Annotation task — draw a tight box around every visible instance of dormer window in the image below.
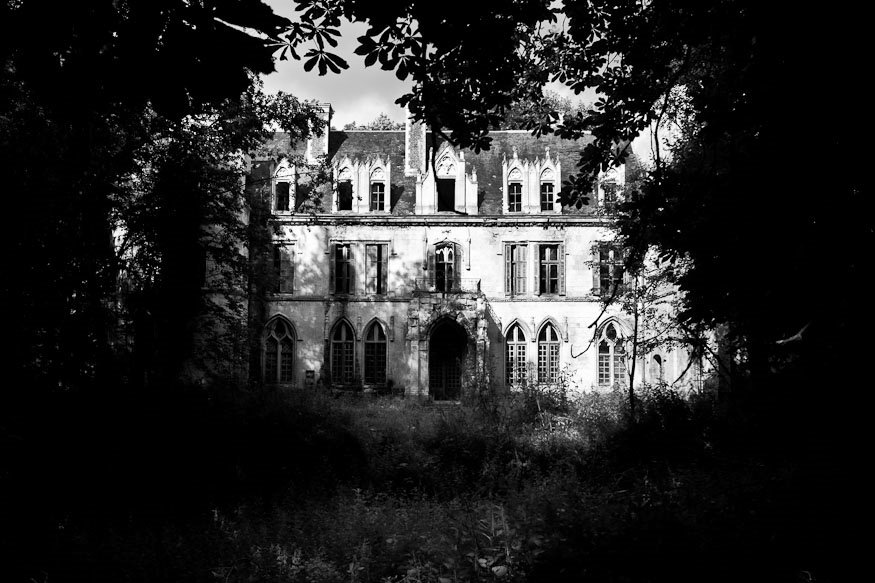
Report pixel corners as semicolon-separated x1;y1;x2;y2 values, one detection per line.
274;160;295;213
540;182;553;211
508;182;523;212
603;181;618;213
370;182;385;211
337;166;353;211
540;168;555;211
369;166;387;212
507;167;523;213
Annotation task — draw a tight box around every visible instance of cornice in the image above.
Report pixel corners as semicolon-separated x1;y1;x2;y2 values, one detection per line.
269;213;616;228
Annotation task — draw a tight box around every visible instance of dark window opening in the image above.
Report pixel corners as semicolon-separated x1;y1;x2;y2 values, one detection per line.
338;180;353;210
437;178;455;211
429;320;467;400
276;182;290;211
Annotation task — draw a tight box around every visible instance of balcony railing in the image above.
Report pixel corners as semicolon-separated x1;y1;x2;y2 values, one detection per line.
414;278;481;294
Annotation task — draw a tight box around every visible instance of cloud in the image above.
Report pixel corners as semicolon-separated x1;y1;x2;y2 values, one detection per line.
261;1;411;128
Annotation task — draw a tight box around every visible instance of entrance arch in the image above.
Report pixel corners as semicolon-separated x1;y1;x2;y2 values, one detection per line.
429;318;468;400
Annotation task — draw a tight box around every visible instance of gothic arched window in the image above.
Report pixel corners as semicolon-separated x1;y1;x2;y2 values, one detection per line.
506;324;527;387
264;319;295;384
538;323;560;383
331;321;355;385
598;323;627;386
364;322;387;385
435;243;456;292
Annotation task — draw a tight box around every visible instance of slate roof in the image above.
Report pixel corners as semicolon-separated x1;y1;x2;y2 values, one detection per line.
262;128;605;215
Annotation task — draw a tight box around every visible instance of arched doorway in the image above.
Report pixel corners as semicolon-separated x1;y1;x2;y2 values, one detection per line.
429;319;467;400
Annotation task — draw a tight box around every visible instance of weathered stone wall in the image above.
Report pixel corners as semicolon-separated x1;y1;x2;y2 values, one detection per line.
259;217;697;395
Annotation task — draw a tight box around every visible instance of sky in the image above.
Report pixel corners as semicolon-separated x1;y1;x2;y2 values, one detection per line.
258;0;622;156
261;1;412;128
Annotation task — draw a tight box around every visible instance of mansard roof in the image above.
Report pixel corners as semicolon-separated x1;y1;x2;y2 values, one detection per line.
258;125;627;216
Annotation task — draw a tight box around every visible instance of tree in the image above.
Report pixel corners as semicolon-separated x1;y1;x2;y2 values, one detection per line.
280;0;870;388
0;1;316;391
343;112;405;130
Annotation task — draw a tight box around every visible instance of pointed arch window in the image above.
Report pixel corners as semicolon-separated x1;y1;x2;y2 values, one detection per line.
506;324;527;387
435;243;456;292
537;323;560;383
364;322;387;385
331;321;355;385
598;323;627;386
264;319;295;384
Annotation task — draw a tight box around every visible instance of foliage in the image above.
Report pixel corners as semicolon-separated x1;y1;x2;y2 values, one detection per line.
343;112;405;130
5;384;851;582
280;0;870;386
0;1;326;391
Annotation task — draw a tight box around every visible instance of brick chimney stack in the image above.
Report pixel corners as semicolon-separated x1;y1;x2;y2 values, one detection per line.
306;103;332;164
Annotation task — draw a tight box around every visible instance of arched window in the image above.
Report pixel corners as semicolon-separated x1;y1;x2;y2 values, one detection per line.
264;319;295;384
598;323;627;386
364;322;387;385
650;354;664;384
331;321;355;385
435;243;455;292
506;324;527;387
537;323;560;383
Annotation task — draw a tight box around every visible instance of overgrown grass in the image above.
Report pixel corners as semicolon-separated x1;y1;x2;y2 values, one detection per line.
1;383;851;582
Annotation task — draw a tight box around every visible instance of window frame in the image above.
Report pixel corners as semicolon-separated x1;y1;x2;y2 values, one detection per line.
370;181;386;212
271;242;295;294
597;322;627;387
363;321;388;385
330;321;356;386
505;323;527;387
263;318;296;385
331;242;354;295
540;182;554;212
537;323;561;384
504;243;528;297
508;182;523;213
365;242;389;295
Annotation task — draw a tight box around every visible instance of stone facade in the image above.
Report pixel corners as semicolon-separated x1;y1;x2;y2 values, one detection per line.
247;105;697;399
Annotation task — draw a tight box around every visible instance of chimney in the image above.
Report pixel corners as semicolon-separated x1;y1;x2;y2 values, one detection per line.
306;103;332;164
404;110;426;177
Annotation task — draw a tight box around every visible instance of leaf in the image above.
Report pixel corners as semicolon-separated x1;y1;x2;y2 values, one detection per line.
492;565;509;577
303;55;319;72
